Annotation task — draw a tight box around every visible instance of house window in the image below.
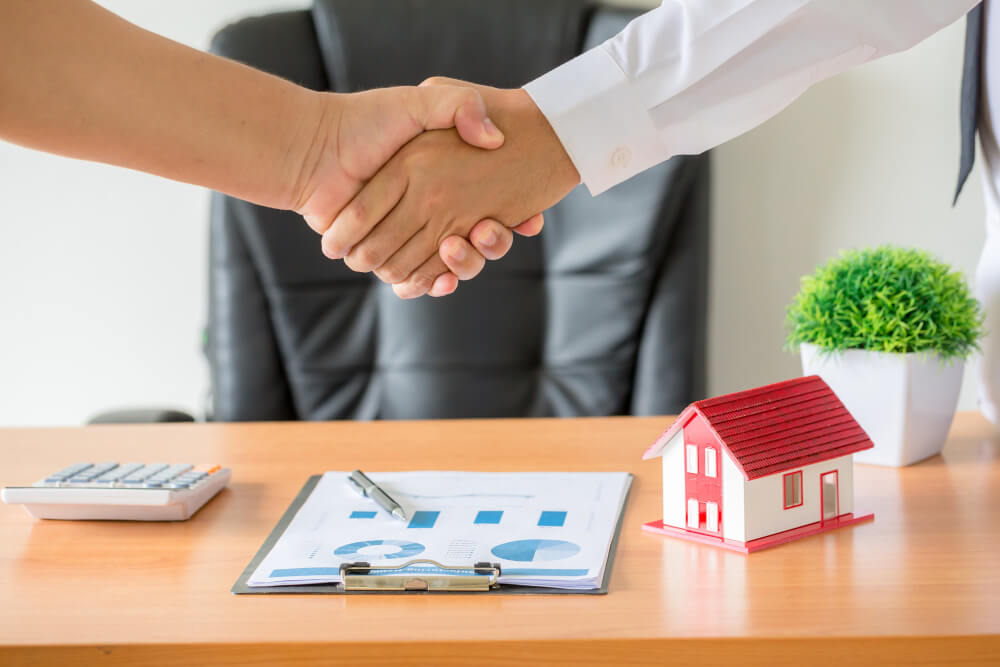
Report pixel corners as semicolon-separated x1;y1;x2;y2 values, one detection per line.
705;447;717;478
705;502;719;532
685;445;698;474
783;471;803;509
687;498;700;528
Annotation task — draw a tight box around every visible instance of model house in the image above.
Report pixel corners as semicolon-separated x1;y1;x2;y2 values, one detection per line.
642;375;874;553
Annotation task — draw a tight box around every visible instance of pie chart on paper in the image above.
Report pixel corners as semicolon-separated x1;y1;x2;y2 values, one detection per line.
490;539;581;562
333;539;425;560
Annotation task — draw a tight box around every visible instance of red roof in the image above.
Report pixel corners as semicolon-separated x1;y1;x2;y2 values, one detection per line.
642;376;874;479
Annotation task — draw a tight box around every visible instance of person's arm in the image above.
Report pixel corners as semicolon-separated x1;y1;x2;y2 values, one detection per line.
410;0;980;296
525;0;980;195
0;0;514;295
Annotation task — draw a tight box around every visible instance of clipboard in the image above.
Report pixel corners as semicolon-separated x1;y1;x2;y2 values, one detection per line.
232;474;631;595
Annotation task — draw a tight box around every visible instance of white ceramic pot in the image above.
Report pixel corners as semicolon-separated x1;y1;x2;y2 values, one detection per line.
799;343;964;467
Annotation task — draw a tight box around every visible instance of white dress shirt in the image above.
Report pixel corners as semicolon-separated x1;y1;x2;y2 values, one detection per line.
976;0;1000;423
526;0;1000;423
525;0;979;195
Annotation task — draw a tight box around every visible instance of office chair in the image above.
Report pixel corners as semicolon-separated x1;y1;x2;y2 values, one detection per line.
206;0;709;421
91;0;710;423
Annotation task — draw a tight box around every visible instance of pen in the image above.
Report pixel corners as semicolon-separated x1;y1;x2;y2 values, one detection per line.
347;470;408;521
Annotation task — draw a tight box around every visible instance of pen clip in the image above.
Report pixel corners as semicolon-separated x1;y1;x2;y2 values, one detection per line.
346;474;366;496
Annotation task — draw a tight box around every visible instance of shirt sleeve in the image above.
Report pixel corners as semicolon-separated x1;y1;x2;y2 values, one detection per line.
524;0;980;195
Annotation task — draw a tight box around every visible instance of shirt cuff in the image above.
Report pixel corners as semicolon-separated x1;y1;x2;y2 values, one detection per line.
524;45;669;196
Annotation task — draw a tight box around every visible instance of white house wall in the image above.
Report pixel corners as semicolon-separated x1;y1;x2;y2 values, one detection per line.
743;455;855;541
721;451;746;542
660;430;686;528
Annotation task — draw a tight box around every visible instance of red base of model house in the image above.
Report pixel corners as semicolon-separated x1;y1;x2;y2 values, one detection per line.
642;512;874;554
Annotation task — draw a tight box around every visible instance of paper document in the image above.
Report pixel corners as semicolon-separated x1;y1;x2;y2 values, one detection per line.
247;471;632;590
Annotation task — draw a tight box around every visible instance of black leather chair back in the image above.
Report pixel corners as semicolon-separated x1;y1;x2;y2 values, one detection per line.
207;0;709;421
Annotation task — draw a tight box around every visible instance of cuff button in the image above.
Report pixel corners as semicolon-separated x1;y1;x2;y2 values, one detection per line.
610;147;632;169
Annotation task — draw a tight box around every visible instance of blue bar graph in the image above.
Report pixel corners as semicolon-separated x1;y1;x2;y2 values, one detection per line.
474;511;503;524
271;567;340;577
538;511;567;527
349;510;377;519
408;510;440;529
503;568;588;576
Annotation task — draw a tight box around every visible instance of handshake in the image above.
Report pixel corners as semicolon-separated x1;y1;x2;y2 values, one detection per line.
284;78;581;298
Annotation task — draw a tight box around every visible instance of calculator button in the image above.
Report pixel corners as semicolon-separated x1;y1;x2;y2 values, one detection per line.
121;463;169;483
48;463;93;481
96;463;143;483
31;462;224;488
84;464;118;480
74;464;114;481
45;467;86;482
148;464;192;483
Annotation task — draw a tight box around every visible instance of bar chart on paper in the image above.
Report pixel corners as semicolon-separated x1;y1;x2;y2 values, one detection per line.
246;471;632;590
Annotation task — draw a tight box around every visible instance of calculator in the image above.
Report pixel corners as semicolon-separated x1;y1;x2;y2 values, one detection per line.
1;462;231;521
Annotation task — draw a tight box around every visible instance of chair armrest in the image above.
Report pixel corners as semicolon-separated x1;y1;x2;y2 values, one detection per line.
87;408;196;424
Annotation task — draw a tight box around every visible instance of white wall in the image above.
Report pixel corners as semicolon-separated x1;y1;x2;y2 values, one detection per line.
720;451;745;542
707;16;984;408
0;3;984;425
0;1;308;426
659;430;685;528
744;456;855;541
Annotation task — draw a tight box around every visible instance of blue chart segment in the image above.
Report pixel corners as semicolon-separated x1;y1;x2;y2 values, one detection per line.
349;510;377;519
408;511;440;529
271;567;340;577
474;510;503;524
491;539;581;562
538;511;567;527
334;539;425;560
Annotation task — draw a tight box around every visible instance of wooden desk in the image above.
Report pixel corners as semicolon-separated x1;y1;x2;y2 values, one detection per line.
1;415;998;665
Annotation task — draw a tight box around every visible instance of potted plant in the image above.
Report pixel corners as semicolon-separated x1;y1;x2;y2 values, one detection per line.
786;246;984;466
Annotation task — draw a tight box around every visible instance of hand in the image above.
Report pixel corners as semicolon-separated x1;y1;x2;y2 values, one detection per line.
421;79;550;297
290;85;503;234
433;212;546;295
289;84;543;296
322;83;580;298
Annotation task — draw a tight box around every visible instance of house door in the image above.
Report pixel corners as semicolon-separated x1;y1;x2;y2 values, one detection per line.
820;471;839;522
684;436;722;538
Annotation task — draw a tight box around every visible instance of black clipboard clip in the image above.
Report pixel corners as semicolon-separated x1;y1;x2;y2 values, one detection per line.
339;559;502;591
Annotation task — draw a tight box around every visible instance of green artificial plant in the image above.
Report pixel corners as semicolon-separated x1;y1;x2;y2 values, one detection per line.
786;245;984;360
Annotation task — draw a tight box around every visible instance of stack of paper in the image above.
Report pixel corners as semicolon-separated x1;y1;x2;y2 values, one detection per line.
247;471;632;590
